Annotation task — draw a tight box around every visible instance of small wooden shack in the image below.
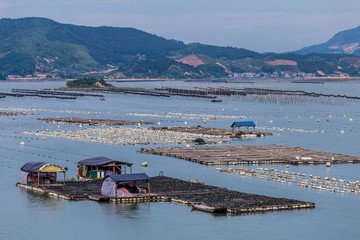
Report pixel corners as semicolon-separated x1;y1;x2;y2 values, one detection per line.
20;162;66;186
101;173;150;198
231;121;256;130
77;156;133;179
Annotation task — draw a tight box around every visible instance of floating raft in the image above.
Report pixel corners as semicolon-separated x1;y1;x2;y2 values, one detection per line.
147;176;314;215
149;126;272;138
16;176;314;215
0;112;39;116
38;117;158;126
139;145;360;165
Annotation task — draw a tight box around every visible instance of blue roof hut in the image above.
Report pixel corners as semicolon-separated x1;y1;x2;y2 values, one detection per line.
20;162;67;186
101;173;150;198
77;157;133;179
231;121;256;130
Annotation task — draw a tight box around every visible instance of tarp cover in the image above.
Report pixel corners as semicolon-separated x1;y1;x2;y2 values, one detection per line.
107;173;150;183
231;121;256;128
78;156;132;166
21;162;47;173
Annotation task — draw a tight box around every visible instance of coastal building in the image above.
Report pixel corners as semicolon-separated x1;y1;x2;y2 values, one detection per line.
77;156;133;179
101;173;151;197
20;162;67;186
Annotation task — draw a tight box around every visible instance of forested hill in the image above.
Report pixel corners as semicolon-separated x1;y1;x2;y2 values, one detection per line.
296;26;360;56
1;17;360;79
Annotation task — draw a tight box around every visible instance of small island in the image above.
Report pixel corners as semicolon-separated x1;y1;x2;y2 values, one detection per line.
66;77;114;88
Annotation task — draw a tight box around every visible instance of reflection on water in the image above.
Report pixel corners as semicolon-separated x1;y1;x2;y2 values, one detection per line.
100;202;148;220
0;80;360;240
19;188;60;210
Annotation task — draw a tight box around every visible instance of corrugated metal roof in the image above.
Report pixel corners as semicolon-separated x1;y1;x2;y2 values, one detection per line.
20;162;65;173
107;173;150;183
78;156;132;166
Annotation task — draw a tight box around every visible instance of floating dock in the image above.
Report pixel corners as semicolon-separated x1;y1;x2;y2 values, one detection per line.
149;126;272;138
38;117;158;126
0;112;39;116
16;176;314;215
139;145;360;165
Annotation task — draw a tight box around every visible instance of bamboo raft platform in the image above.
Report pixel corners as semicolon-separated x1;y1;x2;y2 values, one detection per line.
16;176;314;215
12;89;104;97
55;86;360;101
139;145;360;166
0;112;39;116
38;117;158;126
149;126;272;138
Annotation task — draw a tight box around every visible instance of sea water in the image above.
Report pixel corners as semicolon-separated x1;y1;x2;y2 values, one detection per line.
0;80;359;240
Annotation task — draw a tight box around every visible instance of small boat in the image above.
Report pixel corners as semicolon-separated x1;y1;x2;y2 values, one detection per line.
211;98;222;102
100;97;106;101
191;202;227;213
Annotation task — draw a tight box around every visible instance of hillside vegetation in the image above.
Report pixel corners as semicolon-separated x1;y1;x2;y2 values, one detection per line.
1;17;360;79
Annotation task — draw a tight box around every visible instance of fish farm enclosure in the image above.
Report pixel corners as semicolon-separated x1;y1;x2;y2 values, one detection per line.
139;145;360;165
16;176;314;215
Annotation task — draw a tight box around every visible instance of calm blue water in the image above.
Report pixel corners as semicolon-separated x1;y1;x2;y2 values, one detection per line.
0;80;360;240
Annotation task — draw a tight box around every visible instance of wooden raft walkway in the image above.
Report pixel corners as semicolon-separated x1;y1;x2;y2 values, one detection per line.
16;176;314;215
139;145;360;165
149;126;273;138
38;117;158;126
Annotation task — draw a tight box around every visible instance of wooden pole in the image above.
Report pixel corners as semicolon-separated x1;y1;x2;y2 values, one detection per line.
115;180;118;198
37;172;40;186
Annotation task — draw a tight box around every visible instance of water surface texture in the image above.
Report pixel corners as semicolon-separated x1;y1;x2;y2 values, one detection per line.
0;80;359;240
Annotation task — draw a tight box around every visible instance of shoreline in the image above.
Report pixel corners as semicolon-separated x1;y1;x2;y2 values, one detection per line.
2;77;360;83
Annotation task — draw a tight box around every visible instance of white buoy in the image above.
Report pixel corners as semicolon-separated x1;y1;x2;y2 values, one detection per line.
20;141;25;146
340;130;344;134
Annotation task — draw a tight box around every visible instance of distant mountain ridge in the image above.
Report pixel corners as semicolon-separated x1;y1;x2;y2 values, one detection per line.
296;26;360;55
1;17;360;79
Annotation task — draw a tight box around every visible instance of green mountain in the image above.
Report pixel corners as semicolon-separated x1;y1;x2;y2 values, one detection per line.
1;17;360;79
296;26;360;56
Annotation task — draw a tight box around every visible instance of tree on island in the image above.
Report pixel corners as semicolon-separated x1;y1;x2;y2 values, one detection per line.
66;77;114;88
0;72;6;80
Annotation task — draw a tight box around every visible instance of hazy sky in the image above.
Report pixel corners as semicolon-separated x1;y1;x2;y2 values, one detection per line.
1;0;359;52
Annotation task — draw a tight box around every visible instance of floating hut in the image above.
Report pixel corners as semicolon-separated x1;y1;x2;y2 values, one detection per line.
20;162;66;186
77;157;133;179
101;173;150;197
231;121;256;131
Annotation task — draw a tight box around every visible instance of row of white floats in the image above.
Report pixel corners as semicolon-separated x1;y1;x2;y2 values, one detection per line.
19;127;224;146
218;167;360;195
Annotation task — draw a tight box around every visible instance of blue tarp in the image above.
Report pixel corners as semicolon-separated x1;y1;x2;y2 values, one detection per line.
21;162;47;173
107;173;150;183
231;121;256;128
78;157;132;166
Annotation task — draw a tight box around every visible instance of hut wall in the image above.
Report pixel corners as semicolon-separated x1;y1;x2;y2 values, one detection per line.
20;171;29;185
101;179;116;197
116;188;134;197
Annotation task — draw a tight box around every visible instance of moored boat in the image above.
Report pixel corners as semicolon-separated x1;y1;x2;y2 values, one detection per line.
191;202;227;213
